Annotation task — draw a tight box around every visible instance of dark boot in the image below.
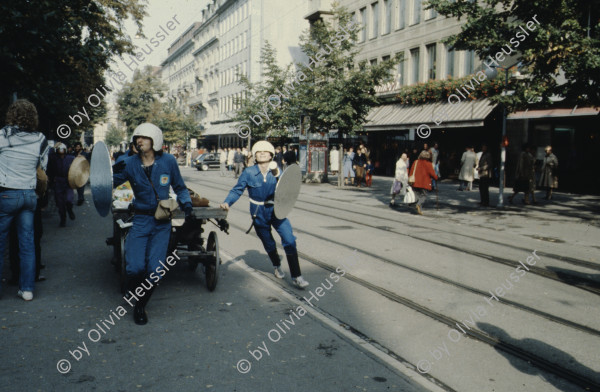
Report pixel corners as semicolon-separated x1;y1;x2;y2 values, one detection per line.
67;202;75;220
285;252;302;279
59;211;66;227
134;284;156;325
267;250;281;267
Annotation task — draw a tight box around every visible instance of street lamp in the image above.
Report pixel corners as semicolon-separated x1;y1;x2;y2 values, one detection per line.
484;61;520;208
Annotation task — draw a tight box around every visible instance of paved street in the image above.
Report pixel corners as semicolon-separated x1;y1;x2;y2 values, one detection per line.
1;167;599;392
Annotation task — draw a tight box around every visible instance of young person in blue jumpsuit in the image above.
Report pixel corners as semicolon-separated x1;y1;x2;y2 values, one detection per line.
220;141;309;289
113;123;194;325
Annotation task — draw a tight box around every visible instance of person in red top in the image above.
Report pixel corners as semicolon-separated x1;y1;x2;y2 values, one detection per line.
408;150;438;215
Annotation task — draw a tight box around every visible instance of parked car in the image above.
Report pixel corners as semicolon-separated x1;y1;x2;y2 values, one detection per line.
194;152;221;171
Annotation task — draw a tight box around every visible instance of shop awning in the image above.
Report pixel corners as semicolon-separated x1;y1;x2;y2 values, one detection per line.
364;99;497;131
508;107;600;119
202;122;240;136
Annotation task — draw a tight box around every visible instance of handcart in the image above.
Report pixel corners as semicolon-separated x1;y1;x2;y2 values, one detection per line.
107;204;229;293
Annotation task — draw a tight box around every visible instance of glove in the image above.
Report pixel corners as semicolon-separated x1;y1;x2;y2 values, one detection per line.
217;219;229;234
183;203;195;223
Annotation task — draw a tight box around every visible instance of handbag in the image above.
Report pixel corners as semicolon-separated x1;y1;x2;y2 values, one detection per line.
153;199;178;220
144;170;179;221
408;161;418;185
392;180;403;194
404;186;416;204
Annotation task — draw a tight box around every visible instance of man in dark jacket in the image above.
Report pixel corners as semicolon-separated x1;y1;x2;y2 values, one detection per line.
352;148;367;188
283;146;297;169
477;144;493;207
233;148;245;179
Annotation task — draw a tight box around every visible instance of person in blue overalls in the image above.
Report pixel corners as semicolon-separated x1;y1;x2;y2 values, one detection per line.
220;141;309;289
113;123;194;325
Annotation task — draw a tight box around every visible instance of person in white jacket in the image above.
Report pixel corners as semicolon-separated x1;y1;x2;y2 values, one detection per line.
329;146;340;174
227;147;235;172
390;153;409;205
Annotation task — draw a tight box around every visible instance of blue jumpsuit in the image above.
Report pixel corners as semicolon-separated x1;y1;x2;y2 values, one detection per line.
113;153;192;277
224;165;301;277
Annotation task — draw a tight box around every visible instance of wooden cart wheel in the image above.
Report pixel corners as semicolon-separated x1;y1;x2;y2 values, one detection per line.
119;230;127;293
205;231;220;291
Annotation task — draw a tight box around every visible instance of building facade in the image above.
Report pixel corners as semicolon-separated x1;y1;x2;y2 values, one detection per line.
161;0;309;148
305;0;500;177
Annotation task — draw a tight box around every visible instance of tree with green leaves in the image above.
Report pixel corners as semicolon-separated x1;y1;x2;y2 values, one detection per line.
117;66;200;147
0;0;147;135
427;0;600;108
116;66;165;137
232;42;297;138
104;124;126;147
149;101;200;146
293;4;401;136
233;4;400;141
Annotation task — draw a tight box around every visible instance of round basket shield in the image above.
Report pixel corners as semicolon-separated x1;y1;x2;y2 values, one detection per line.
274;164;302;219
68;155;90;189
90;141;113;217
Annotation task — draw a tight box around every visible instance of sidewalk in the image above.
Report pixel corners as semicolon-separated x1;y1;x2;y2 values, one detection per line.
324;174;599;215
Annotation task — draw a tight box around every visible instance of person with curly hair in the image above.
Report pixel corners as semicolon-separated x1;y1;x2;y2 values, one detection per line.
0;99;49;301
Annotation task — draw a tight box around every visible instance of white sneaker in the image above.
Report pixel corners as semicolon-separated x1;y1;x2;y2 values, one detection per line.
274;267;285;279
292;276;309;289
18;290;33;301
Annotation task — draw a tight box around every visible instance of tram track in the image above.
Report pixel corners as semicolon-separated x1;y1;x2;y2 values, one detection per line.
296;192;600;272
186;173;600;390
187;177;600;297
222;218;600;392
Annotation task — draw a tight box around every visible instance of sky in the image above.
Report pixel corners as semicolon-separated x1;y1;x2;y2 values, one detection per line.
122;0;211;68
103;0;210;103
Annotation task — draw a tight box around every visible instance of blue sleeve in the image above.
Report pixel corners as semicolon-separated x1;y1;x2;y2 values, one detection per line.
112;160;129;188
168;155;192;208
224;169;249;206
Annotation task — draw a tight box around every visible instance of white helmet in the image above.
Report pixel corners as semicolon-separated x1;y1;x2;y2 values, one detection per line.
251;140;275;158
132;123;163;152
55;142;67;152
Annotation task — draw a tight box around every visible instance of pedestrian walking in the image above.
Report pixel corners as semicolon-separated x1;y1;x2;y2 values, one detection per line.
365;159;374;187
477;144;493;207
458;146;478;191
352;148;367;188
538;146;558;200
509;144;537;205
329;146;339;175
408;150;438;215
233;148;245;179
220;141;309;289
71;142;88;205
48;143;76;227
342;147;355;186
9;169;47;284
430;143;440;190
112;123;194;325
0;99;50;301
274;146;283;171
227;147;235;172
390;153;409;206
218;147;227;176
283;145;297;170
